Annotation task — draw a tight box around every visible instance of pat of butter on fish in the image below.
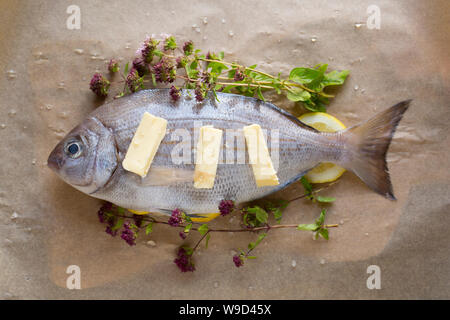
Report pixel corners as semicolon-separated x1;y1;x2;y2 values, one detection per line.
122;112;167;177
243;124;279;187
194;126;223;189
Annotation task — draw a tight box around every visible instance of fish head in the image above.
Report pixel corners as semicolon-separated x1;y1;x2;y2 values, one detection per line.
47;117;118;195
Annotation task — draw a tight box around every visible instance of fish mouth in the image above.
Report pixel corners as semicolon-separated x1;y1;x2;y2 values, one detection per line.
47;147;64;172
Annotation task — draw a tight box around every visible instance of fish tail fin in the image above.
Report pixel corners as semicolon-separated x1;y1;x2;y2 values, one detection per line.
342;100;411;200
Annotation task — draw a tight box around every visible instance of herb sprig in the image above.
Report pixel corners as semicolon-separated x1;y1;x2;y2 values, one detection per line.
98;180;338;272
91;35;349;112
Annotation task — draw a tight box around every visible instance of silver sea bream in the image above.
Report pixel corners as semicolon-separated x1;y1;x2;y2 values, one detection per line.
47;89;410;216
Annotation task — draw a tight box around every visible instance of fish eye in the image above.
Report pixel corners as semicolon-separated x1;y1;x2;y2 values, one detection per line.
64;141;83;158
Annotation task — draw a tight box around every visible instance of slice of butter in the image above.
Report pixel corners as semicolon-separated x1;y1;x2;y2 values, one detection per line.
122;112;167;177
243;124;279;187
194;126;223;189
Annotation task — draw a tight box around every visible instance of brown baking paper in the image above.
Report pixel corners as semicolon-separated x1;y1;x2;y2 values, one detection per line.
0;0;448;299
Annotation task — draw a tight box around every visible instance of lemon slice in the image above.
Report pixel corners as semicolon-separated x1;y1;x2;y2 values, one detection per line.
298;112;347;183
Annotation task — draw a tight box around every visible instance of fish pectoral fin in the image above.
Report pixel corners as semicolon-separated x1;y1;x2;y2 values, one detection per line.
139;166;194;186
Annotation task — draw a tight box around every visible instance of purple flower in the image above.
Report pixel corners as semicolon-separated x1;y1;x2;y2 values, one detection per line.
201;71;211;85
105;226;117;237
174;247;195;272
195;84;205;102
182;40;194;56
126;68;142;93
133;214;144;228
89;73;110;97
219;200;235;216
97;209;105;223
132;57;148;77
138;36;160;63
179;231;187;240
176;56;187;69
108;59;119;73
121;222;136;246
97;202;113;223
234;68;245;81
169;86;181;102
152;58;176;83
168;209;183;227
233;254;244;268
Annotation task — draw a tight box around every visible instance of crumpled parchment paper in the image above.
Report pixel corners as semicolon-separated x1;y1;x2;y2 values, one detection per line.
0;0;448;299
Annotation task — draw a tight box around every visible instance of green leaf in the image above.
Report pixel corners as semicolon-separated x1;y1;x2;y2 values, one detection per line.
247;206;268;224
208;61;228;74
272;208;283;223
297;223;319;231
304;100;327;113
182;245;194;256
212;89;220;102
247;71;273;82
300;176;313;194
182;213;192;223
322;70;349;87
246;256;257;259
286;88;311;102
316;209;327;226
124;62;129;75
255;233;267;246
316;196;336;203
318;228;329;240
145;222;153;235
151;73;156;86
184;223;192;233
248;233;267;250
198;224;209;236
111;218;124;231
153;49;163;58
289;67;322;84
306;64;327;91
257;86;266;101
186;60;199;79
205;233;211;248
218;51;225;60
222;85;237;93
164;36;177;50
117;207;125;215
